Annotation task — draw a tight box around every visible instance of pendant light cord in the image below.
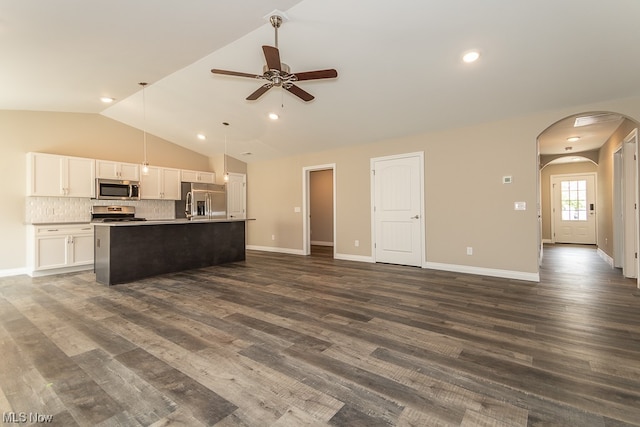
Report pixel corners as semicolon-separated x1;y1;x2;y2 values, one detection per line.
139;82;149;170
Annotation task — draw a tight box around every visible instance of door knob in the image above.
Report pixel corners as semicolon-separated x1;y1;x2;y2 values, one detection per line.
411;215;419;219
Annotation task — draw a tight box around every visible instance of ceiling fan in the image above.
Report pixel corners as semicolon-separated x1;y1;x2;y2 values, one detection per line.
211;14;338;102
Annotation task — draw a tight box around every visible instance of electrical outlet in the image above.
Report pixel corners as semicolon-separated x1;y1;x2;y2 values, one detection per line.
355;240;359;247
271;234;275;241
466;247;473;255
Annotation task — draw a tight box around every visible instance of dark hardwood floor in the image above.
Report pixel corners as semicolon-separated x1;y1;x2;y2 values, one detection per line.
1;244;639;426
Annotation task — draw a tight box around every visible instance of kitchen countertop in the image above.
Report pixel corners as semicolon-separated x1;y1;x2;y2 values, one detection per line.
30;222;93;226
92;218;254;226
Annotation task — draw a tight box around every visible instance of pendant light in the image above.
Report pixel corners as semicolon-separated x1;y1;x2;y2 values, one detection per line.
223;122;229;182
139;82;150;175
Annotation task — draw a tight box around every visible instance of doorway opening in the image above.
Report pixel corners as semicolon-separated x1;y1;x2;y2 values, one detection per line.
537;111;640;288
302;164;336;257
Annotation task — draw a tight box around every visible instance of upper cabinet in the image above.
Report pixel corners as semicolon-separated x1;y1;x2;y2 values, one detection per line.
96;160;140;181
27;152;95;198
140;166;181;200
181;169;215;184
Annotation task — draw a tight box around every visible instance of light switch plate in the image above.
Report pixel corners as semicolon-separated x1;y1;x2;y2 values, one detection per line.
514;201;526;211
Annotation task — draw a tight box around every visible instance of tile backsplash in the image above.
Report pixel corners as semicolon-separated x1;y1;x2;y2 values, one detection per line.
26;197;175;224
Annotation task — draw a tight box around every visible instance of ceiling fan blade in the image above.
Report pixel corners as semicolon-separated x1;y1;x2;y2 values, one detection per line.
294;69;338;81
262;45;281;71
286;84;314;102
246;84;272;101
211;69;260;79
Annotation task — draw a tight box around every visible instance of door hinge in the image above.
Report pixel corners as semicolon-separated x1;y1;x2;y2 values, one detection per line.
636;252;638;259
372;169;376;175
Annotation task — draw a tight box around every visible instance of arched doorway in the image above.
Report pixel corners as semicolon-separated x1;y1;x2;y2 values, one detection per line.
537;111;640;285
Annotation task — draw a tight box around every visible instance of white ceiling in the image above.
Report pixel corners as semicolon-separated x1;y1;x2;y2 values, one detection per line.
3;0;640;162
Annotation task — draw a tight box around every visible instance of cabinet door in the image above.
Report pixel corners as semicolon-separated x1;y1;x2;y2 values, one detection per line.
181;170;199;182
162;168;182;200
36;235;68;270
96;160;119;179
28;153;64;196
140;167;162;199
198;172;216;184
69;234;94;266
65;156;95;197
119;163;140;181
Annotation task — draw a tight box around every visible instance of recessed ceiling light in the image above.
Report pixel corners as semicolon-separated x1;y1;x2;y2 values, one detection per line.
567;136;580;142
269;112;279;120
197;133;206;141
100;97;115;103
462;50;480;63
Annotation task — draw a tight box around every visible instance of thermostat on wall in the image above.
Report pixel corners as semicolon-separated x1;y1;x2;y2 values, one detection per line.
503;176;512;184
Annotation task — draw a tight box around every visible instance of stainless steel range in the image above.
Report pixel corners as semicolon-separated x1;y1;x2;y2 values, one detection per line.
91;205;146;223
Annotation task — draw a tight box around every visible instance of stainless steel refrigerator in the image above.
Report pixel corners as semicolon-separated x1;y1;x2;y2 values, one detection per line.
175;182;227;220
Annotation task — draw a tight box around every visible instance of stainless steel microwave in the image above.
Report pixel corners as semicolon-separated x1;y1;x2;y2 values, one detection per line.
95;179;140;200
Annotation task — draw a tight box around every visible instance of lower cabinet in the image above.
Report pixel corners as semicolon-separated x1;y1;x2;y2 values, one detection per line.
28;224;94;275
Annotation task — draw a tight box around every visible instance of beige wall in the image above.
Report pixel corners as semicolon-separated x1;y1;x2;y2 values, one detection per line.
310;169;334;244
0;110;215;272
540;161;598;241
247;96;640;278
597;119;638;258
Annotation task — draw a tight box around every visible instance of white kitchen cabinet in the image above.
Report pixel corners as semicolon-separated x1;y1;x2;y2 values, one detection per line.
140;166;181;200
181;169;215;184
27;152;95;198
28;224;94;275
96;160;140;181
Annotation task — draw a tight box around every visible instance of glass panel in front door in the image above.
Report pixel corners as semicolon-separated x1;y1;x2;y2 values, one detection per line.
560;179;587;221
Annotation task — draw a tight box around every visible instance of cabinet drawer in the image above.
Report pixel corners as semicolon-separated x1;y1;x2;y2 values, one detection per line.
35;224;93;236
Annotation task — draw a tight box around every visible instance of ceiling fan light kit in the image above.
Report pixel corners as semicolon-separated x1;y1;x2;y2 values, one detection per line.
211;13;337;102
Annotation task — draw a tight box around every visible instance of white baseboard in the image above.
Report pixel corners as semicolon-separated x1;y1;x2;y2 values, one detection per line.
246;245;305;256
597;248;615;268
28;265;93;278
311;241;334;247
335;253;374;263
0;268;28;278
424;261;540;282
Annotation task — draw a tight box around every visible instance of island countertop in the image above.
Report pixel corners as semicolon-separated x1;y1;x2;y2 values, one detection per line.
93;218;254;227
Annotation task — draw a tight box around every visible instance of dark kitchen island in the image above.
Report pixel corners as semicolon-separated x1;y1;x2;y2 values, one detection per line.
94;219;248;285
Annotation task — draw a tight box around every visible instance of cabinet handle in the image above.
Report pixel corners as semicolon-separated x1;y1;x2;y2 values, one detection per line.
47;229;59;232
81;227;91;231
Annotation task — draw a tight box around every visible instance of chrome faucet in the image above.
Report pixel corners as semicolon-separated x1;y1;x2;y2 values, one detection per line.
185;191;193;219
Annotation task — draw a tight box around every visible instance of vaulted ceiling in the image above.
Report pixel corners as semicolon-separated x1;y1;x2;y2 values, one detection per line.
2;0;639;162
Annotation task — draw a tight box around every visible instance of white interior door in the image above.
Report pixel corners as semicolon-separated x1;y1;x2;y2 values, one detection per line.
551;173;596;244
227;173;246;219
372;153;423;267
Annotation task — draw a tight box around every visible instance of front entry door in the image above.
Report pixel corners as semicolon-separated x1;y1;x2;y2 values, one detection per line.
552;173;596;244
372;153;424;267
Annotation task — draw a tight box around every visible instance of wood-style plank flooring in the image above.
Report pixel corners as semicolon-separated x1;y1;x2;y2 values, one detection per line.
1;244;639;426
